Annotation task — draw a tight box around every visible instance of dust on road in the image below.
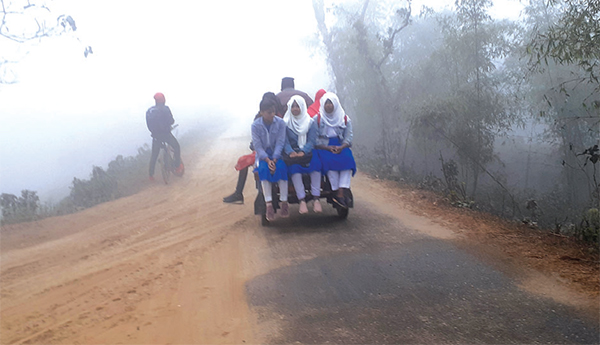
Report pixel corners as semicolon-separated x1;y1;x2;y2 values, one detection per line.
1;124;597;344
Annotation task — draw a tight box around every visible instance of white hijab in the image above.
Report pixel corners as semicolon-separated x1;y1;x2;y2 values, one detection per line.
283;95;312;149
319;92;347;128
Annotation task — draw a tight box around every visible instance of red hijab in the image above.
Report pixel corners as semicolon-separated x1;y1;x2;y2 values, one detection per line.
307;89;327;117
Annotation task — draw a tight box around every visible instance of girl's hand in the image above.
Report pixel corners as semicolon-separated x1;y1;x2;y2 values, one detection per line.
331;146;342;154
289;152;298;158
296;151;305;157
268;159;277;172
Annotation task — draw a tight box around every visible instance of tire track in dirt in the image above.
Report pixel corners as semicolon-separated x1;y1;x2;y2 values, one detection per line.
1;123;264;344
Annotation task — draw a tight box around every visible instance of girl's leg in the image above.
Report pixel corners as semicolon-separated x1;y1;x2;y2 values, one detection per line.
339;170;352;189
278;179;289;217
311;170;323;213
291;173;306;200
278;180;289;202
327;170;347;207
261;180;273;202
327;170;340;191
262;180;276;221
310;171;321;197
291;174;308;214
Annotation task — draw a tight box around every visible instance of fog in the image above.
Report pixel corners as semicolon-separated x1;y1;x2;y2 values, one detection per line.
0;0;525;204
1;0;334;201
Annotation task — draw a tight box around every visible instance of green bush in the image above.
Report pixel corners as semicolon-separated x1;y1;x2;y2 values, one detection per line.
577;208;600;244
59;144;151;212
0;190;40;225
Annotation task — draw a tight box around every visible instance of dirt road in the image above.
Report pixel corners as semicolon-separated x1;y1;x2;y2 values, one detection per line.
1;124;598;344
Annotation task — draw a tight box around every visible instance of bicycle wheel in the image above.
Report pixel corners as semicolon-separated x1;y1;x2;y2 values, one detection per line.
161;146;172;184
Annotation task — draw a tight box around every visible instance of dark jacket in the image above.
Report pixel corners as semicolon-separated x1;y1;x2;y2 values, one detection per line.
276;88;314;113
146;104;174;139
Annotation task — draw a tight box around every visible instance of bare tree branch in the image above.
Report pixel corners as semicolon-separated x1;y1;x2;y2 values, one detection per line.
0;0;89;83
377;2;412;69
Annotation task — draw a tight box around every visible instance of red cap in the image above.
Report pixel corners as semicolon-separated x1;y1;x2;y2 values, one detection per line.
154;92;165;104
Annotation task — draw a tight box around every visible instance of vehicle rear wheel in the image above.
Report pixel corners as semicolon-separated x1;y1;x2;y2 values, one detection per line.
336;207;349;219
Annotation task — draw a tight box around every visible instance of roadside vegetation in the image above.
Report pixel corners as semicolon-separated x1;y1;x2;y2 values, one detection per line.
0;128;204;225
1;145;150;225
313;0;599;244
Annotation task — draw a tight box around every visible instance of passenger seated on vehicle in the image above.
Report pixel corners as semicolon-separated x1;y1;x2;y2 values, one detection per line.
315;92;356;209
252;97;289;221
223;92;283;204
307;89;327;118
283;95;323;214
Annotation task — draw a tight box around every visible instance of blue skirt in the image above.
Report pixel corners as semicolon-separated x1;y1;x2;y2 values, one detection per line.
317;138;356;176
256;159;288;182
287;152;322;175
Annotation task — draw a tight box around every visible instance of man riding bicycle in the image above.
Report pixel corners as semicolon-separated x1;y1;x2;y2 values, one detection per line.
146;92;184;181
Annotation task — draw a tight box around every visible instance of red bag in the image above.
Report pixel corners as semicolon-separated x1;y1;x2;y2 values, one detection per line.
235;152;256;171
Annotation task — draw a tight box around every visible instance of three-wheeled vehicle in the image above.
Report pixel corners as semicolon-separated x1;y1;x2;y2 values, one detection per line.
254;173;353;226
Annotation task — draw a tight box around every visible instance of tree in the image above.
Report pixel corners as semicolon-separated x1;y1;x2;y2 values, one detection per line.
18;189;39;216
0;190;39;223
310;0;597;241
1;193;18;219
412;0;518;197
522;0;599;210
313;0;412;166
1;0;88;83
527;0;600;106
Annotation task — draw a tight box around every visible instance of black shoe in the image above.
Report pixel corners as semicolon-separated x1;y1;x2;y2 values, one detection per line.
223;192;244;204
333;195;348;209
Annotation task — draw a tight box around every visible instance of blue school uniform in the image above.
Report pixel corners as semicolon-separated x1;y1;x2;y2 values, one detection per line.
315;115;356;175
252;116;288;182
284;119;322;175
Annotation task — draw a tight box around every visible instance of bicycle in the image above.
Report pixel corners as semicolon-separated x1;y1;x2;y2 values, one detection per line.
158;125;181;184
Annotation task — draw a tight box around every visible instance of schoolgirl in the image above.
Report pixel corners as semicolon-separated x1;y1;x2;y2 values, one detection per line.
223;92;283;204
252;97;289;221
307;88;327;117
283;95;323;214
315;92;356;208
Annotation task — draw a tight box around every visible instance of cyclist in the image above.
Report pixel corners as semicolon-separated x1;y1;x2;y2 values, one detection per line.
146;92;184;181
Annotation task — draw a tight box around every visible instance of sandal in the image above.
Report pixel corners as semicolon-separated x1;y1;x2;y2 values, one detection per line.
266;202;275;221
333;195;348;209
280;201;289;218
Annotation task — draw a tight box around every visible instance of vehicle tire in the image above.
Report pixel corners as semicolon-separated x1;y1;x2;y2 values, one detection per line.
161;147;172;185
336;207;349;219
260;213;270;226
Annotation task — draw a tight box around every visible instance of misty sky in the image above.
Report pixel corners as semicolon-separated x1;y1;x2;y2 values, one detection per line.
0;0;523;202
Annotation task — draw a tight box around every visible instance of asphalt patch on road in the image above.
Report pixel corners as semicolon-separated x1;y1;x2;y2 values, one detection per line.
246;238;599;344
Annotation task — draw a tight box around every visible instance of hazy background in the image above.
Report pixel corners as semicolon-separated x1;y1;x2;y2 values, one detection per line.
0;0;522;202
